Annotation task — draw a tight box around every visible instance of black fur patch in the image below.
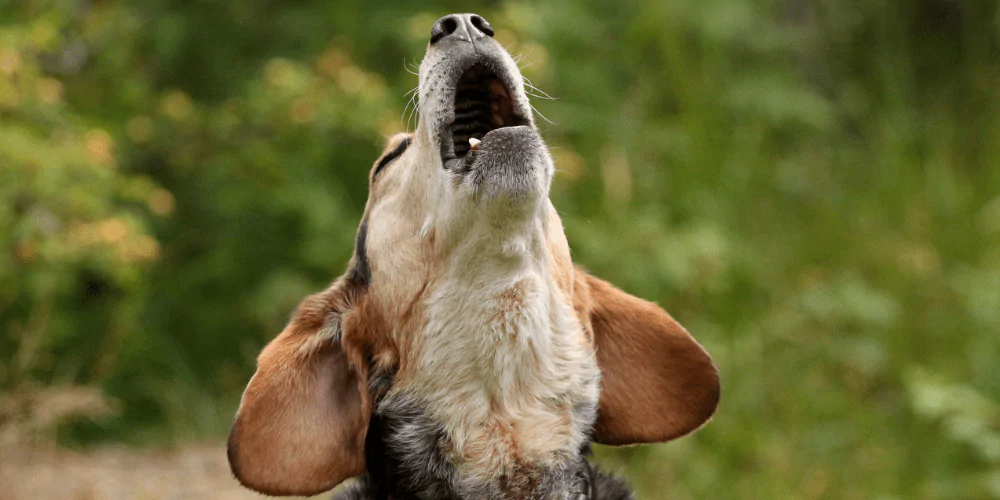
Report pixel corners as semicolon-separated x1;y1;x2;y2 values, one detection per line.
330;394;632;499
349;137;411;287
361;394;461;499
365;355;395;406
580;445;634;500
590;470;634;500
372;137;412;181
347;218;371;286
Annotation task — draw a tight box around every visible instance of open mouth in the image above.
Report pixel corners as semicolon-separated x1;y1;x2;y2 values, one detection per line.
442;63;528;168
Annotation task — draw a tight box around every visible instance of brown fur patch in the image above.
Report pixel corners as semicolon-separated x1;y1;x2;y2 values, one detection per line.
574;269;720;445
491;280;528;335
545;206;576;302
228;278;370;496
341;294;398;381
228;268;404;496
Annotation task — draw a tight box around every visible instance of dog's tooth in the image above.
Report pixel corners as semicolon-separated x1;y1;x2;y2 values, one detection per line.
469;138;481;151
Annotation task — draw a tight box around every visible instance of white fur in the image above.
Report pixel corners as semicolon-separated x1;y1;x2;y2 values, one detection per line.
407;196;600;485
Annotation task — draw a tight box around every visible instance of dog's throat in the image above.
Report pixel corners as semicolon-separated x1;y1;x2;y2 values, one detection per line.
397;263;600;495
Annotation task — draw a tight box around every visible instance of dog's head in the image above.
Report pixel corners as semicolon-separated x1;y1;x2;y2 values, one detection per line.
227;13;719;496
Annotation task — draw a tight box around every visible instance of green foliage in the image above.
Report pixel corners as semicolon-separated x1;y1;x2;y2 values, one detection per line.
2;0;1000;497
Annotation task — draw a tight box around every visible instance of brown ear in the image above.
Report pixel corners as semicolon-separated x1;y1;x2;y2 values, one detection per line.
577;269;720;445
227;278;370;496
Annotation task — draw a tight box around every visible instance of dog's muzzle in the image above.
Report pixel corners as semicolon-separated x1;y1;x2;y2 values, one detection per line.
423;13;543;195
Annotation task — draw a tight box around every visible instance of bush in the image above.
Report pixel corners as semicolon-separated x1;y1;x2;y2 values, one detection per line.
2;1;999;497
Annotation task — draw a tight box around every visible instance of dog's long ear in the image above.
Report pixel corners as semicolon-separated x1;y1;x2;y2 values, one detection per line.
576;269;720;445
227;276;370;496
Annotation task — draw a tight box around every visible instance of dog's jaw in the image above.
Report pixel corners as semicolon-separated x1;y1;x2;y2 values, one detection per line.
418;33;533;160
412;34;556;259
415;28;552;207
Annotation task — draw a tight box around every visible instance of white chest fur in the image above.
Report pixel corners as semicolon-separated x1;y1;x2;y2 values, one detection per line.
404;229;601;487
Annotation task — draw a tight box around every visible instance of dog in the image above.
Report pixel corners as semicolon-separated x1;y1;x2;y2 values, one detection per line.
227;13;719;500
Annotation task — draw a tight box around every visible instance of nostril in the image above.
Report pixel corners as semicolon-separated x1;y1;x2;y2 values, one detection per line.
430;16;459;44
470;15;494;37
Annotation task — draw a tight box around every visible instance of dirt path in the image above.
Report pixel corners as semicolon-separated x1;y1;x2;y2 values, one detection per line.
0;445;331;500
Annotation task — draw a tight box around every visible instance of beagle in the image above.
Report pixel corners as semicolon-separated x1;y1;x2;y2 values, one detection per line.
227;13;719;500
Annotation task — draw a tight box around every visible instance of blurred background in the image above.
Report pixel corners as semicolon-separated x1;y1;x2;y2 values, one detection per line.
2;0;999;498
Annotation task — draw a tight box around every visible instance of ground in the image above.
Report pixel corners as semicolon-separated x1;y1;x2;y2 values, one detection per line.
0;444;334;500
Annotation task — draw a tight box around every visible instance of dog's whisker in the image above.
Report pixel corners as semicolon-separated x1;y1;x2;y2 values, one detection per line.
522;78;558;101
405;94;420;133
401;95;415;131
403;58;421;76
404;86;420;130
530;103;555;125
400;106;410;129
518;59;540;71
512;47;541;71
410;100;421;132
407;107;419;133
521;75;549;95
525;90;557;101
400;86;422;133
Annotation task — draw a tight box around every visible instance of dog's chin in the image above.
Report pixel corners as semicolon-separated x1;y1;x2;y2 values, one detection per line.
466;125;550;203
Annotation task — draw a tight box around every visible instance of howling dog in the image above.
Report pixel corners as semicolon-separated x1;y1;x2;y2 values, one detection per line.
227;13;719;500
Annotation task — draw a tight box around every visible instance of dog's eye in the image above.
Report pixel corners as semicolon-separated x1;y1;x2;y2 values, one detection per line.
372;137;412;182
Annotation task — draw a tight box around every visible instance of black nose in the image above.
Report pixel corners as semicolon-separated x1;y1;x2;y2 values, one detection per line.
430;13;494;45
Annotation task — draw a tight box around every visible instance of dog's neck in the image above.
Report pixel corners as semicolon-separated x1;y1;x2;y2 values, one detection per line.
370;146;601;499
